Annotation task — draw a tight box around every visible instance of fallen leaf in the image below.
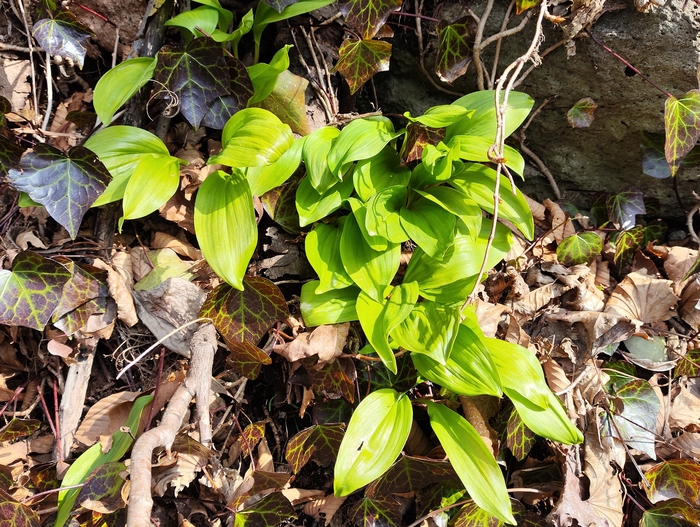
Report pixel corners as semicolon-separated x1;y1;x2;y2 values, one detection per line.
152;232;202;261
153;435;211;498
74;391;141;446
274;323;350;367
93;256;138;327
604;272;678;324
544;198;576;244
670;381;700;429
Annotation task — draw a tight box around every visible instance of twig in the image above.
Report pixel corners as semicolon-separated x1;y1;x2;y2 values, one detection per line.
686;199;700;244
41;50;52;131
473;0;496;90
144;347;166;432
0;42;34;52
555;363;593;395
489;1;515;89
519;97;562;199
14;0;39;124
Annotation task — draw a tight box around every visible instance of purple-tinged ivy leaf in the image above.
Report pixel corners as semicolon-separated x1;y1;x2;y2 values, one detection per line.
606;188;645;231
52;260;109;321
640;131;700;179
333;38;392;95
567;97;598;128
32;11;94;69
640;498;699;527
504;406;536;461
76;461;127;514
348;496;402;527
0;500;40;527
154;38;232;129
369;455;459;495
234;492;296;526
435;17;477;84
0;419;41;442
0;251;70;330
613;225;645;265
261;0;299;12
452;499;544;527
7;144;112;239
339;0;402;40
285;424;345;473
645;459;700;507
665;89;700;176
0;135;23;178
201;55;254;130
401;122;445;164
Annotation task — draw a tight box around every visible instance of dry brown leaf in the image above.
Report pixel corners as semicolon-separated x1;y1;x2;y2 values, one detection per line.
1;58;32;117
93;256;138;327
669;380;700;429
153;435;211;497
303;494;347;523
274;323;349;367
604;272;678;324
542;356;571;394
511;282;569;323
405;420;432;456
670;432;700;460
460;396;499;456
47;339;73;358
661;246;698;294
593;259;611;289
74;391;141;446
524;193;546;221
15;230;47;250
679;277;700;329
544;198;576;243
0;440;29;466
281;488;325;505
152;232;202;261
159;188;195;233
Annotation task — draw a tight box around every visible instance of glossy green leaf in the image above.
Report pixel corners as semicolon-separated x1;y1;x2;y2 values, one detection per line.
400;198;456;260
452;499;541;527
340;212;400;302
122;155;181;221
435;17;476;83
612;379;660;459
556;232;603;266
328;116;399;177
404;218;512;303
212;107;294;167
641;499;700;527
256;69;310;135
93;57;156;126
240;422;266;458
247;45;291;104
448;135;525;176
334;388;412;496
366;186;408;243
348;198;391;251
450;162;534;240
427;402;515;524
645;459;700;507
447;90;534;142
8;145;111;239
32;11;93;69
306;218;354;294
52;260;108;322
414;186;482;238
567;97;598;128
412;323;502;397
348;497;402;527
296;175;354;227
405;105;472;128
76;461;127;513
339;0;402;39
391;301;460;364
606;188;645;230
212;8;252;53
303;126;341;193
300;282;360;326
164;5;220;37
247;135;304;196
353;146;411;202
357;282;419;373
333;38;392;95
665;89;700;176
133;249;195;291
676;349;700;377
506;388;583;445
234;493;296;527
194;170;255;289
285;424;345;473
194;0;233;29
261;0;298;12
56;395;153;527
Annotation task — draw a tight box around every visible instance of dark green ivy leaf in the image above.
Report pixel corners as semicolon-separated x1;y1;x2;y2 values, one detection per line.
665;89;700;176
347;496;402;527
614;225;645;265
285;423;345;473
333;38;392;95
556;232;603;266
32;11;94;69
0;95;10;116
0;135;23;178
435;17;477;84
339;0;402;39
566;97;598;128
452;499;545;527
606;188;645;230
7;144;111;239
640;499;699;527
234;492;296;527
76;461;127;513
640;131;700;179
202;55;254;129
370;455;459;495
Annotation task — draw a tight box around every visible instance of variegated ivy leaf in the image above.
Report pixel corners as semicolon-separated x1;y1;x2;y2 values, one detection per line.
503;406;536;462
32;11;93;69
202;55;255;130
0;501;40;527
0;419;41;442
333;38;392;95
7;145;111;239
234;492;296;526
240;422;266;458
339;0;402;39
348;497;402;527
640;499;699;527
304;357;356;403
515;0;542;15
645;459;700;506
609;379;660;460
556;232;603;266
606;188;645;230
370;455;459;495
229;471;291;511
665;89;700;176
285;424;345;473
567;97;598;128
75;461;127;513
435;16;477;84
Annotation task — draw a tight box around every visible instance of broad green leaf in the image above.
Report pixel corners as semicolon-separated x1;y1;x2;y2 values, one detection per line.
122;155;182;221
414;186;482;238
133;249;195;291
0;501;40;527
503;406;536;461
556;232;603;266
296;175;354;227
422;142;459;182
450;162;534;240
194;0;233;30
606;188;645;230
328;116;399;177
391;301;460;364
164;5;220;37
340;213;400;302
306;218;354;294
357;282;419;373
300;282;360;326
482;337;549;410
332;38;392;95
348;198;391;251
447;90;534;141
412;323;502;397
448;135;525;176
371;455;458;494
32;11;93;69
0;419;41;442
285;424;345;473
641;499;700;527
567;97;598;128
506;388;583;445
665;89;700;176
353;146;411;202
645;459;700;507
339;0;402;39
7;145;111;239
611;379;660;459
435;17;476;83
405;105;472;128
614;225;645;265
348;497;402;527
262;0;299;12
256;69;311;135
366;186;408;243
56;395;153;527
234;492;296;526
334;388;412;496
84;126;172;207
0;135;23;178
93;57;156;126
247;45;291;104
303;126;341;193
194;169;256;289
211;8;252;53
404;218;512;303
247;135;304;196
427;402;515;524
400;198;456;260
212;107;294;167
201;55;255;129
76;461;127;513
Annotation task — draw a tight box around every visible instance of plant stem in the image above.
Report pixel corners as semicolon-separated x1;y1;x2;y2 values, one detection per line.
392;10;440;23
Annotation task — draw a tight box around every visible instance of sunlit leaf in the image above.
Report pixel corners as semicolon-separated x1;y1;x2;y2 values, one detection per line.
452;499;541;527
506;387;583;445
300;282;360;326
306;217;354;295
256;69;310;135
52;260;108;322
122;155;182;221
234;492;296;527
339;0;402;39
305;357;356;402
414;186;482;239
347;496;402;527
354;147;411;202
391;301;461;364
646;459;700;507
0;419;41;442
285;424;345;473
261;0;299;12
8;145;111;239
665;89;700;176
503;406;536;461
448;134;525;176
405;105;472;128
556;232;603;266
366;186;408;243
0;500;40;527
606;188;645;230
93;58;156;126
240;422;266;458
514;0;541;14
401;122;445;164
194;0;233;30
566;97;598;128
640;499;699;527
400;198;456;260
77;462;127;513
296;175;354;227
608;379;660;459
333;38;392;95
164;5;220;37
250;137;304;198
370;455;459;494
32;11;93;68
327;116;398;176
304;126;341;193
247;45;291;105
435;17;476;83
614;225;645;265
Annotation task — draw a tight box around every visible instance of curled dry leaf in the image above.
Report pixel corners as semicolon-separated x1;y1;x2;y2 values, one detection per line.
93;256;138;327
74;391;141;447
152;231;202;261
679;276;700;329
660;246;698;293
303;494;347;523
543;198;576;244
669;381;700;429
274;323;350;367
524;193;546;221
604;272;678;325
670;432;700;460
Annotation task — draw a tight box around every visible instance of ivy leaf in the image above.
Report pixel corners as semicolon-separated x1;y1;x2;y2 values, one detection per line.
614;225;645;265
609;379;660;459
240;422;266;458
676;349;700;377
52;260;108;322
339;0;402;39
32;11;93;69
347;497;402;527
357;352;418;393
260;171;303;233
566;97;598;128
606;188;645;230
333;39;392;95
401;122;445;164
8;145;111;239
640;132;700;179
452;499;542;527
313;399;354;425
645;459;700;507
285;424;345;473
154;38;231;129
261;0;299;13
229;471;291;510
370;455;459;495
435;17;477;84
641;499;700;527
514;0;541;14
665;89;700;176
76;462;127;514
0;501;40;527
0;419;41;442
0;251;70;331
0;95;11;117
305;357;356;403
0;135;23;178
202;55;254;130
234;493;296;527
503;406;536;462
556;232;603;266
200;277;288;379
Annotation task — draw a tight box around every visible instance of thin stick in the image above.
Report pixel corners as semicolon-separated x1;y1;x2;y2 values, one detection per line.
0;43;34;52
473;0;496;90
41;50;52;131
687;202;700;244
15;0;39;124
489;0;515;89
52;378;62;463
144;347;166;432
519;97;562;199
